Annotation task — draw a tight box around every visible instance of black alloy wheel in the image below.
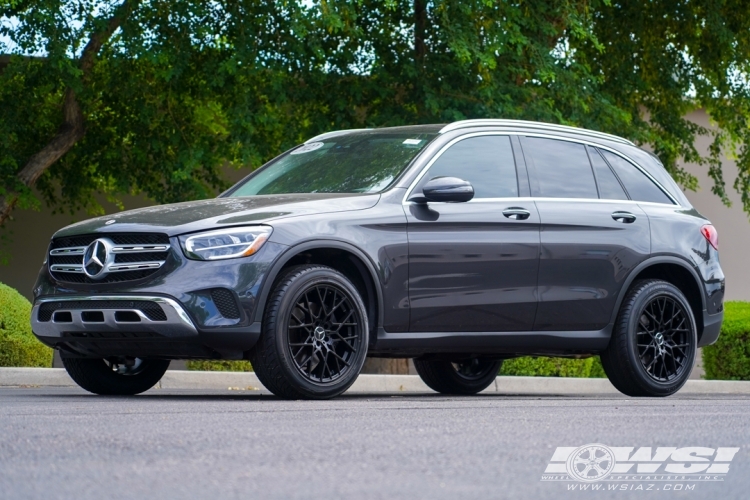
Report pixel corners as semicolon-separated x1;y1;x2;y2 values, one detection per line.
601;279;697;397
414;357;503;395
250;265;369;400
635;295;693;383
287;284;363;384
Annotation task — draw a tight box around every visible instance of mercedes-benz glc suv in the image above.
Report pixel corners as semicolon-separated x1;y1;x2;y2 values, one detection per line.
31;119;725;399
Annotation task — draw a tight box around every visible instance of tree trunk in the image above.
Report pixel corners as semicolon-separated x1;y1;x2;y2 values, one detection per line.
0;0;139;227
414;0;427;119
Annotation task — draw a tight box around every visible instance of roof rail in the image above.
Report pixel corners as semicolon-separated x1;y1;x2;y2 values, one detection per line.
439;119;634;146
305;129;372;144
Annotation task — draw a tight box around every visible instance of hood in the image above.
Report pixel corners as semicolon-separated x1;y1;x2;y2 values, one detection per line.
54;193;380;238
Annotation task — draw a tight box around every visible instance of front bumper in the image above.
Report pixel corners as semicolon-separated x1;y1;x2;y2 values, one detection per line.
32;294;262;359
30;240;287;359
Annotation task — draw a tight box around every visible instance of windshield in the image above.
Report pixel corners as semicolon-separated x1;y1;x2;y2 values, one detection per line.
228;131;437;196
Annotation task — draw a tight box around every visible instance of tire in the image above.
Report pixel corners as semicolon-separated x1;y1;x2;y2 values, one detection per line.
601;279;697;397
414;358;503;395
250;265;369;400
62;357;170;395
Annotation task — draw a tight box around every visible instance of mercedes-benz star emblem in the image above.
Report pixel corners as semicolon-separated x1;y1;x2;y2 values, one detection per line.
83;239;109;279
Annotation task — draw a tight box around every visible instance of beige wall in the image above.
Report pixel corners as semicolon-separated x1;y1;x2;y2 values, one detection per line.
2;113;749;301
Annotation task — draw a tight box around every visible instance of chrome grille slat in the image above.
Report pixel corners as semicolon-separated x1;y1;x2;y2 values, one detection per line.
50;246;86;256
108;262;164;272
50;264;84;273
111;245;169;253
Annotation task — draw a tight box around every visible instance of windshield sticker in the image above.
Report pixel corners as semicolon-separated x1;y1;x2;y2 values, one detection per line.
402;139;422;145
290;142;325;155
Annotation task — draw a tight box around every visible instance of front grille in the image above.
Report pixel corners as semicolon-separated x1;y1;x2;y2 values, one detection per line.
48;232;171;284
38;300;167;322
210;288;241;319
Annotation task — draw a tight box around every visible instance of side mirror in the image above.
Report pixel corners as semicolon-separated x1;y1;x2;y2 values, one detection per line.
411;176;475;203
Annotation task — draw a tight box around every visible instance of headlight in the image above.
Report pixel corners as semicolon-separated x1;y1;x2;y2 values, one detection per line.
180;226;272;261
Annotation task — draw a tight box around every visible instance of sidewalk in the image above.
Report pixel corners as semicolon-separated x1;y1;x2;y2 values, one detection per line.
2;368;749;395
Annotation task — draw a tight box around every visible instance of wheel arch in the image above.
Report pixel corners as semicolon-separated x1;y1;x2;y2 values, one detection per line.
254;240;383;340
611;256;706;340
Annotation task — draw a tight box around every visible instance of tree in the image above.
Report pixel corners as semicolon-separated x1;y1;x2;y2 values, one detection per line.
2;0;750;232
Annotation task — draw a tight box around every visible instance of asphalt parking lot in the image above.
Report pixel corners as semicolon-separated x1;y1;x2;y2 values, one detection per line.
1;387;748;500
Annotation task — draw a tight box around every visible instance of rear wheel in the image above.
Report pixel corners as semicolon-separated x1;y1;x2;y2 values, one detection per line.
250;265;369;400
414;358;503;395
601;279;697;397
62;357;169;395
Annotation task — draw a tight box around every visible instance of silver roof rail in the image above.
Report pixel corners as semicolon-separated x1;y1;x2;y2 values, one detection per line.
305;128;372;144
439;119;635;146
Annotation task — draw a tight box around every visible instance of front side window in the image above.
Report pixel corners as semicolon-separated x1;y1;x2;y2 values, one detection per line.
228;131;437;196
598;149;674;204
524;137;598;199
415;135;518;198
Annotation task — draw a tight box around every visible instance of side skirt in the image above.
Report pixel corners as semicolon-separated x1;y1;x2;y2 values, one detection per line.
369;326;612;358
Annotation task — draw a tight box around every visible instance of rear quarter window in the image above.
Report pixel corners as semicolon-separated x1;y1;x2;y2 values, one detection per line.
598;149;674;205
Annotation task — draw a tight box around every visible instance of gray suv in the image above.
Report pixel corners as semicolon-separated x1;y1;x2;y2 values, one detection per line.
31;120;725;399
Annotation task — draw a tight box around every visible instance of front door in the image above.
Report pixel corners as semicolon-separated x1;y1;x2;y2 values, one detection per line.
406;134;541;332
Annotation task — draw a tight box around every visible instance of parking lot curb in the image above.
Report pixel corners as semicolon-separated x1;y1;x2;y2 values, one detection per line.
3;367;750;394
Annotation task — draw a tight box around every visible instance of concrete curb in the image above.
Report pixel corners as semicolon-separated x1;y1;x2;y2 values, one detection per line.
3;367;750;395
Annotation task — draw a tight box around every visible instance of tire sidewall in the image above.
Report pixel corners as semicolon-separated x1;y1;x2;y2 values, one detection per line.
269;268;369;398
623;282;697;395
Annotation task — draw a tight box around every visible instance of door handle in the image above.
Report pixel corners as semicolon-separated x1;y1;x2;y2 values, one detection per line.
612;211;637;223
502;207;531;220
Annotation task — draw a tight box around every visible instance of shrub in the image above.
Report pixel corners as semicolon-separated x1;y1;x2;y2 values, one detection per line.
0;282;53;367
186;360;253;371
500;355;606;378
703;302;750;380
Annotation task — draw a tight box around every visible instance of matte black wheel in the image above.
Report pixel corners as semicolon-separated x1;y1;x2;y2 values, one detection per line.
62;357;170;395
414;358;503;395
601;279;697;397
250;265;369;399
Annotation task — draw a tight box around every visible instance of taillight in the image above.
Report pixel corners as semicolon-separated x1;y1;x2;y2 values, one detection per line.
701;224;718;250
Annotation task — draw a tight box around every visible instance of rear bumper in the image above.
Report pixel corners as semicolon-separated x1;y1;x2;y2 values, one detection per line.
698;310;723;347
32;295;261;359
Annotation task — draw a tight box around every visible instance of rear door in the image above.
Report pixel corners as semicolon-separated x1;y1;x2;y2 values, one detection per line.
405;134;540;332
520;136;651;331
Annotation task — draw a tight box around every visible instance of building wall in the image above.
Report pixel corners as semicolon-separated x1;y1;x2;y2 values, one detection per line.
2;112;748;302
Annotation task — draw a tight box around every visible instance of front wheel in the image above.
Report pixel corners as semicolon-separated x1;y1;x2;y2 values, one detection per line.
414;358;503;395
601;279;697;397
62;357;170;395
250;265;369;400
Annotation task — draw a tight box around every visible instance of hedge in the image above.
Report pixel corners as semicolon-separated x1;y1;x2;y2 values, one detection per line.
186;360;253;371
0;282;53;367
703;302;750;380
500;355;606;378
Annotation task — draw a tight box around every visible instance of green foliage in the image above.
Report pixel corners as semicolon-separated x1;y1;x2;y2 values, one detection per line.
0;282;53;367
186;360;253;372
500;356;606;378
703;302;750;380
2;0;750;228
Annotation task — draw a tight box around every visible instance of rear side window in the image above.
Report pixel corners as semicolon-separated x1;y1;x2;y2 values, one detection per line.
588;146;628;200
418;135;518;198
523;137;598;199
598;149;674;204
